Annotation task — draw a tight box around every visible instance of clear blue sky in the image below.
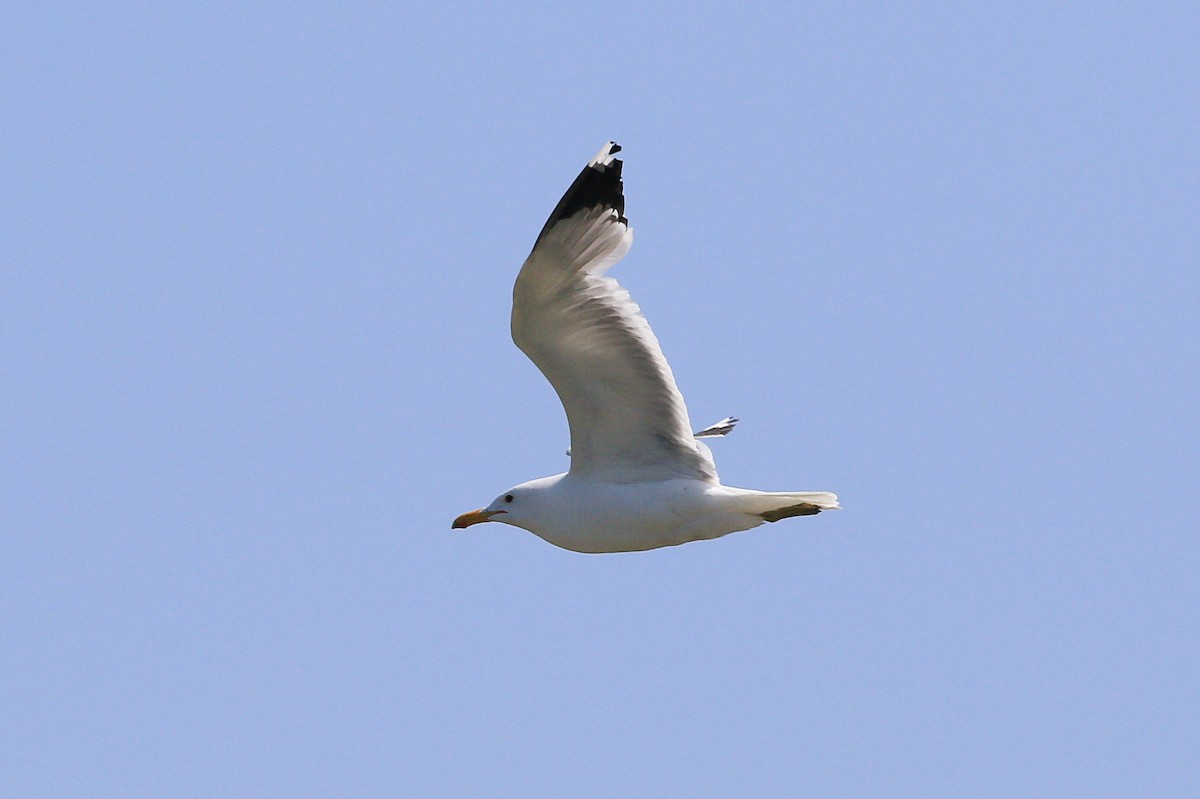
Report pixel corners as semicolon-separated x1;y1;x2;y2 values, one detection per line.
3;3;1196;796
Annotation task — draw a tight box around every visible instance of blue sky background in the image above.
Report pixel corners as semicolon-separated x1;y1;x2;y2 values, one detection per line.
3;3;1197;796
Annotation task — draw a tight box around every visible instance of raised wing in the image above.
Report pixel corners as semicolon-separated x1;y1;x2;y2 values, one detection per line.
511;142;717;483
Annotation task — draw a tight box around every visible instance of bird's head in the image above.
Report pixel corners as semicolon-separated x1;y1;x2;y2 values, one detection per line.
451;476;560;533
450;490;518;530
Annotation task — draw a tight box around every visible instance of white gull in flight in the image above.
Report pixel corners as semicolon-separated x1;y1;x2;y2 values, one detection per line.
453;142;838;552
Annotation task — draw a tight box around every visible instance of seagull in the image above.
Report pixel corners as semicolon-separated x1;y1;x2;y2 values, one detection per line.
452;142;838;553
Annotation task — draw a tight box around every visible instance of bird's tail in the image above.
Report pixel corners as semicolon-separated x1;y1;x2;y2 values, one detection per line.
730;490;840;522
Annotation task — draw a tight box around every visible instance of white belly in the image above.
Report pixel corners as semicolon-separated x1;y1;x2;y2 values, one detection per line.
528;477;763;553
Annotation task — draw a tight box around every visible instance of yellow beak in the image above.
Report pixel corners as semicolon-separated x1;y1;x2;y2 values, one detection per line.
451;508;506;529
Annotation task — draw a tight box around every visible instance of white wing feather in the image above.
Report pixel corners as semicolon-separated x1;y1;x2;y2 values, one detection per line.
511;142;717;484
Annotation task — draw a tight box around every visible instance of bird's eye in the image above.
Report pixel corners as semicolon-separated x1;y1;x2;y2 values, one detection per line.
504;494;514;503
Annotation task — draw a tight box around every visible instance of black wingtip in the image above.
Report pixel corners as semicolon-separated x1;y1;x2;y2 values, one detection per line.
533;143;627;245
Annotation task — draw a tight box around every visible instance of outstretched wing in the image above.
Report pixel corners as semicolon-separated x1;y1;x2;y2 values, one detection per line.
511;142;716;484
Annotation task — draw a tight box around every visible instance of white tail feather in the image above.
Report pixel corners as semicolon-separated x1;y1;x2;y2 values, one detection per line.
726;489;840;522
